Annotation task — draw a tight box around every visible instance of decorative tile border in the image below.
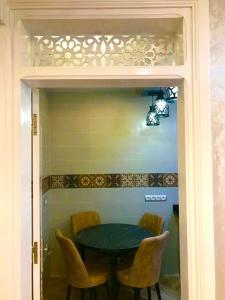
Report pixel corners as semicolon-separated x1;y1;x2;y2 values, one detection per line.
42;173;178;193
42;176;51;194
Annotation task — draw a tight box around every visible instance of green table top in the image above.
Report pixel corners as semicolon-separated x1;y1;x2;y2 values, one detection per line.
76;223;153;254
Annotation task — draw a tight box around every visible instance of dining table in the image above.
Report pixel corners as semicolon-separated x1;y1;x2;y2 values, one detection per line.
76;223;153;300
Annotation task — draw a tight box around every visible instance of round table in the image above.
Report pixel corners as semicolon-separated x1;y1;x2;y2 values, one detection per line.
76;223;153;300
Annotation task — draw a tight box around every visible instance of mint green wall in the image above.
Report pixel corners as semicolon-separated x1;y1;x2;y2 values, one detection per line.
40;88;179;277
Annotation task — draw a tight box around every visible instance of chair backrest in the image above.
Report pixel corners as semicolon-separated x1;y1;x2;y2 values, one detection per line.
139;213;164;235
55;229;91;288
71;211;101;238
128;231;170;288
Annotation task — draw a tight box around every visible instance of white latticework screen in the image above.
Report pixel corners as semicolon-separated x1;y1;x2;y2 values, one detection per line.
32;34;183;67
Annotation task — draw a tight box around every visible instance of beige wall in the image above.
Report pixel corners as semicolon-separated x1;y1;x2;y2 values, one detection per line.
210;0;225;299
48;89;177;174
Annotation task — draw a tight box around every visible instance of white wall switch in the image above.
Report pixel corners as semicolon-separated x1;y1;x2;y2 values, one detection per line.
145;195;151;201
145;194;167;201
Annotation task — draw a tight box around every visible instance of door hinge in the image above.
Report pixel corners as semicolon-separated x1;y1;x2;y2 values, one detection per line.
32;114;37;136
32;241;38;264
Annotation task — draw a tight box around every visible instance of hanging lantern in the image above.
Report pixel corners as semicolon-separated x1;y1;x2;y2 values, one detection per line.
164;87;178;103
146;106;160;126
153;91;169;117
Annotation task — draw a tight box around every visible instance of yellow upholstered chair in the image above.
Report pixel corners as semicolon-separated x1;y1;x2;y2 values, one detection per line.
55;229;109;300
139;213;164;235
71;211;104;261
116;231;170;300
71;211;101;239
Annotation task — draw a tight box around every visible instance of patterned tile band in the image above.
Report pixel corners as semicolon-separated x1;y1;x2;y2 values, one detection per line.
42;173;178;193
42;176;51;194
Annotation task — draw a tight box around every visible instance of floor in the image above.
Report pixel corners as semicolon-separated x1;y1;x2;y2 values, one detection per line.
43;276;180;300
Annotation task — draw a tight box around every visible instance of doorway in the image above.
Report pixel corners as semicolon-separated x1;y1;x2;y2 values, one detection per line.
11;4;215;300
34;87;180;300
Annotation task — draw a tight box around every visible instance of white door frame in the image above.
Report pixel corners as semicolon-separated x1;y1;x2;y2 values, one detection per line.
0;1;215;300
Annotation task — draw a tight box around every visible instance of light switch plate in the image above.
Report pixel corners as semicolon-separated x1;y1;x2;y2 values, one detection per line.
145;195;167;201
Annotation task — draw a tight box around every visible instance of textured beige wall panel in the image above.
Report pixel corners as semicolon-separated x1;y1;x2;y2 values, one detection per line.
210;0;225;299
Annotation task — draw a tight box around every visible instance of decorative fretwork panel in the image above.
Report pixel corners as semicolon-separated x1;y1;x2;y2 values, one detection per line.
32;34;183;67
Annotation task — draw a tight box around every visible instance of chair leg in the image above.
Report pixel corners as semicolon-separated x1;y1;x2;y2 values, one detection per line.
89;288;93;300
93;287;97;300
155;282;161;300
105;282;110;300
66;285;71;300
147;287;151;300
80;288;85;300
134;288;140;300
115;282;120;300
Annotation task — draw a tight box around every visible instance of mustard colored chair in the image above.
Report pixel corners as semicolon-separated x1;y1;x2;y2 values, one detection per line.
116;231;170;300
71;211;104;261
71;211;101;239
139;213;164;235
55;229;109;300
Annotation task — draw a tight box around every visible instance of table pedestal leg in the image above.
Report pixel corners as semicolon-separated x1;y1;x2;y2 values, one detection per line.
109;254;117;300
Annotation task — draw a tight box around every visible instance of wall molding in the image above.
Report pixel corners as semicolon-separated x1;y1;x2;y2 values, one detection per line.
8;0;198;10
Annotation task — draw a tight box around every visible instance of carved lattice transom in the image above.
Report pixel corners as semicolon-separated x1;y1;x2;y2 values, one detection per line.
32;34;182;67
